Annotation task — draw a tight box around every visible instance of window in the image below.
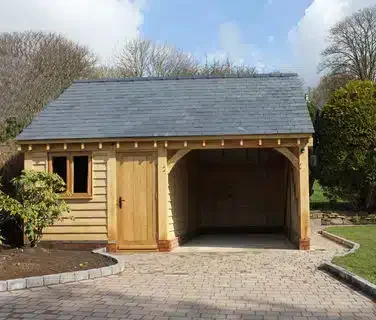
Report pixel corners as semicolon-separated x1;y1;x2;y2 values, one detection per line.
49;153;92;198
52;156;68;184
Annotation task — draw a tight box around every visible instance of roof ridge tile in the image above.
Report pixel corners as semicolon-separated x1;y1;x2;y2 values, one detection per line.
74;72;298;84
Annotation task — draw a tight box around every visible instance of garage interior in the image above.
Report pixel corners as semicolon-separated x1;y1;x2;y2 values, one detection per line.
168;148;301;250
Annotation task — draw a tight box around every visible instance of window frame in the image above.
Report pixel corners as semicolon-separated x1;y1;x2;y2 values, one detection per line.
48;152;92;199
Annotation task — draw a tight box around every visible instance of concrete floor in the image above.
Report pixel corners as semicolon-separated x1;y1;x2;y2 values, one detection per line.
174;220;346;252
175;233;296;252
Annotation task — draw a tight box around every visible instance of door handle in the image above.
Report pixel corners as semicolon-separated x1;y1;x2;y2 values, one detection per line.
118;196;125;208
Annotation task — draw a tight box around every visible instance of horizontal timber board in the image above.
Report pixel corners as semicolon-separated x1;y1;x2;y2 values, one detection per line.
93;158;108;164
66;202;107;210
42;234;108;241
93;171;106;179
93;186;107;195
69;210;107;218
44;225;107;233
34;160;46;165
55;218;107;226
93;178;107;187
93;163;107;171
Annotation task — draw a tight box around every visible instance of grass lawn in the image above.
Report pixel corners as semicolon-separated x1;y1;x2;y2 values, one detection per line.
325;226;376;284
310;181;328;203
310;181;353;211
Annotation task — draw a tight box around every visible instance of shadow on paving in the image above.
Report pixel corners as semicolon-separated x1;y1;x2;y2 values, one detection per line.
0;276;375;320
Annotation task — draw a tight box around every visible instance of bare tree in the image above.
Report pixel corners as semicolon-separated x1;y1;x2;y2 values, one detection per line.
88;65;123;79
116;38;257;78
199;56;256;76
116;38;199;77
0;31;96;137
319;6;376;80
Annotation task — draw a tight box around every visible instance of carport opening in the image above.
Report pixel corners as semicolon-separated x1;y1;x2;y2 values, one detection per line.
168;148;300;250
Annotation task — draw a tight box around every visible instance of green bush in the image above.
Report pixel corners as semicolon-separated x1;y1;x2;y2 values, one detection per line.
0;170;70;247
318;80;376;209
351;215;362;224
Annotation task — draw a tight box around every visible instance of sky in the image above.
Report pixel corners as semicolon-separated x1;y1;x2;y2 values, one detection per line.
1;0;376;87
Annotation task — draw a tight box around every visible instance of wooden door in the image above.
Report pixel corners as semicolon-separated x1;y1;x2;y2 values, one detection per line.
117;153;157;250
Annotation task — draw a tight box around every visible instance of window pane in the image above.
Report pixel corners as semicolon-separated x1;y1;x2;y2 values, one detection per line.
73;156;89;193
52;156;67;185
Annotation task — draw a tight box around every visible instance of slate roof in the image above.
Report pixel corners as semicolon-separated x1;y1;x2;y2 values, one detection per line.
17;73;313;141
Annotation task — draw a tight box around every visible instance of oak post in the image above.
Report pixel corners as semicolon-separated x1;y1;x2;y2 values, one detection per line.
298;144;310;250
107;148;117;252
157;147;169;241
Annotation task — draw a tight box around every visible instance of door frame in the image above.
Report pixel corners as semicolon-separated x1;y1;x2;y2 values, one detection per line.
116;151;157;250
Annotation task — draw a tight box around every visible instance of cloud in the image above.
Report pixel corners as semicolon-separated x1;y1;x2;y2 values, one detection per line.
208;22;270;72
268;35;275;43
0;0;145;64
289;0;376;86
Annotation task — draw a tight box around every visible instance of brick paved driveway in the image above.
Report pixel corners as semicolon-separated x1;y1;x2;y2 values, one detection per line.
0;239;375;319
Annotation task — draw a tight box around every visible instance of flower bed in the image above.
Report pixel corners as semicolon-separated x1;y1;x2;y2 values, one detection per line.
0;247;115;281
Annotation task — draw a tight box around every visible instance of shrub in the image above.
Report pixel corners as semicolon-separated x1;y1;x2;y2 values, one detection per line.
351;215;362;224
367;214;376;224
0;170;70;247
318;80;376;209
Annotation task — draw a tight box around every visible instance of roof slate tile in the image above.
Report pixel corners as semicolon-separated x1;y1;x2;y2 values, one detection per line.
17;74;313;141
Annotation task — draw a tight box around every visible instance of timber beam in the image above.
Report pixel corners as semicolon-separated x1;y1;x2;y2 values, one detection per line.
167;150;191;174
17;136;311;152
274;147;299;170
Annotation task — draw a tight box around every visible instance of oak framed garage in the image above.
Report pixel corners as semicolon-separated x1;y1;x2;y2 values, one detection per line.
16;74;314;251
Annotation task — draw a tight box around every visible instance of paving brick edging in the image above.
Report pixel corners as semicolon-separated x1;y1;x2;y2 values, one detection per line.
319;230;376;298
0;247;124;292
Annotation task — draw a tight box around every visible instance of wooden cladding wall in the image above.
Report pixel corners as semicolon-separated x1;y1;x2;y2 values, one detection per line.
285;162;299;246
26;151;108;241
168;153;200;239
199;149;286;229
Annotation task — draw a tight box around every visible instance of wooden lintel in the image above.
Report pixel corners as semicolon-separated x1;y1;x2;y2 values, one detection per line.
167;149;191;174
274;147;299;170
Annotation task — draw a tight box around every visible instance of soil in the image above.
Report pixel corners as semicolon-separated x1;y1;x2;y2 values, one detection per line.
0;247;115;280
